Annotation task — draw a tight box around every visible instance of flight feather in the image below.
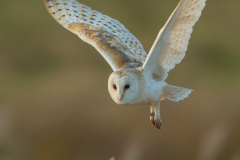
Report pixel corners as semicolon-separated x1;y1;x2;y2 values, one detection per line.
143;0;206;80
44;0;147;71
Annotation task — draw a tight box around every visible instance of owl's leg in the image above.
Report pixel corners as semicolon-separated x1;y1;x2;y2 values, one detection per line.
150;103;162;129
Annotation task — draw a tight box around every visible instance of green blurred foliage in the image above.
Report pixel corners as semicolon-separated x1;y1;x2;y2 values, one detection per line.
0;0;240;160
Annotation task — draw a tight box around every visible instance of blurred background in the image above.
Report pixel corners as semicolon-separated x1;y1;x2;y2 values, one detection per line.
0;0;240;160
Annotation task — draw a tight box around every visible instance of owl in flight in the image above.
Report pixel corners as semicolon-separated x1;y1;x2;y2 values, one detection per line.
44;0;206;129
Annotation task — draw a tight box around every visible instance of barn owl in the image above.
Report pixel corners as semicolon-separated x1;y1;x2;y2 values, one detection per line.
44;0;206;129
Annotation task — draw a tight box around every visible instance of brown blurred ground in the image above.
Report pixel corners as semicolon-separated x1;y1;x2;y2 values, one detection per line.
0;0;240;160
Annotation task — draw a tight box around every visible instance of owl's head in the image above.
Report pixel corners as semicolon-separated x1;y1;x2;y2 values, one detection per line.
108;71;139;104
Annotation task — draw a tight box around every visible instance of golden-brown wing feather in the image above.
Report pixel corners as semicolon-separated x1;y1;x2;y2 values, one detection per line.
44;0;147;71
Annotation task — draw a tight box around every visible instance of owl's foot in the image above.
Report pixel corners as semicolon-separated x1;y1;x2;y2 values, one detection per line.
150;104;162;129
150;112;162;129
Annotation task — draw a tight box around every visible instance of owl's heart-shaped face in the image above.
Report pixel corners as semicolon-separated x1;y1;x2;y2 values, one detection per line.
108;72;138;104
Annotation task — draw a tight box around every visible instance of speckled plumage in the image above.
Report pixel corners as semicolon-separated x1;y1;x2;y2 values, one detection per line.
44;0;206;129
44;0;147;70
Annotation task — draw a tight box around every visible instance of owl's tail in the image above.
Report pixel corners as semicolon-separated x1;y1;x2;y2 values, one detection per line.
161;85;193;102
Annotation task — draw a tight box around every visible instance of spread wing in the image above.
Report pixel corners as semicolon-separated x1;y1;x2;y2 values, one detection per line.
143;0;206;80
44;0;147;71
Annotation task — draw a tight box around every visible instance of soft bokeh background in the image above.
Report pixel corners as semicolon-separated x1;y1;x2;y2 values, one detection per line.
0;0;240;160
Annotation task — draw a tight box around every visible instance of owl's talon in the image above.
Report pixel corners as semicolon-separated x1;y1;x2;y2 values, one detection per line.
150;116;162;129
150;104;162;129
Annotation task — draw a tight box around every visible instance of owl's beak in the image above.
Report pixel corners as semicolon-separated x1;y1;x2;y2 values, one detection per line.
117;89;124;101
117;93;123;101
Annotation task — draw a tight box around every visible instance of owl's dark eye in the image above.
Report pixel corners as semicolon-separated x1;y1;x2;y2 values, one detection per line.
124;85;130;89
113;85;117;90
